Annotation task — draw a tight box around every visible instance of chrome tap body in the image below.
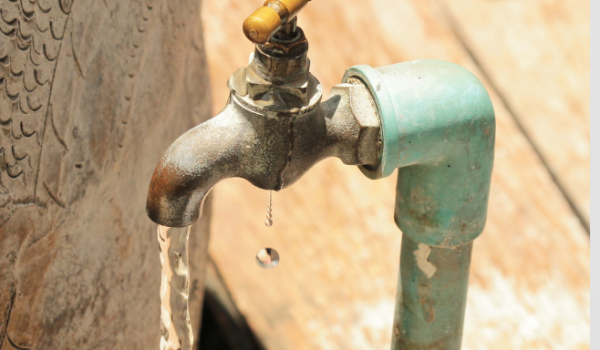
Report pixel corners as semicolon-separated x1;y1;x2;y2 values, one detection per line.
147;30;380;227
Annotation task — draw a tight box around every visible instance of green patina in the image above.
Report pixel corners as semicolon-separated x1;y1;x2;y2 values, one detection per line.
343;60;495;350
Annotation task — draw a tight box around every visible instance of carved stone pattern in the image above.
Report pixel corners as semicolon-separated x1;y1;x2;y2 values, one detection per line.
0;0;213;344
0;0;69;224
118;0;156;148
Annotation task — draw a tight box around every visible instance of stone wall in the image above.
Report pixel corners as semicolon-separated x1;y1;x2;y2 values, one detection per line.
0;0;212;348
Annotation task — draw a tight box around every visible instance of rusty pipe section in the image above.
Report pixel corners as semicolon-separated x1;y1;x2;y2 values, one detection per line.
147;38;380;227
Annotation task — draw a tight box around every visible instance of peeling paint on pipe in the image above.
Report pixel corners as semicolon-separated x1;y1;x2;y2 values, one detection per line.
344;60;495;350
395;235;473;349
414;243;437;279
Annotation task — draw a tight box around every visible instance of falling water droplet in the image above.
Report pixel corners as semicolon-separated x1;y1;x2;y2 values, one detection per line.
256;248;280;269
265;190;273;227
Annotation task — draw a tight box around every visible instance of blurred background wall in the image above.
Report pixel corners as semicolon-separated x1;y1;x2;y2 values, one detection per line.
0;0;212;348
199;0;590;349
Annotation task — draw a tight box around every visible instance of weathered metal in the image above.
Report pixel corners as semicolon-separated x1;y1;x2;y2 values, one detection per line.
344;61;495;349
394;236;473;349
146;36;380;227
242;29;312;107
147;12;494;349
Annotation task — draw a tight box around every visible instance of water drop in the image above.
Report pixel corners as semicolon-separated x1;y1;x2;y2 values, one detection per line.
265;190;273;227
256;248;280;269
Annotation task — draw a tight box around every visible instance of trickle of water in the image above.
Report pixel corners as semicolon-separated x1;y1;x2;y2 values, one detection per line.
265;191;273;227
157;225;194;350
256;248;280;269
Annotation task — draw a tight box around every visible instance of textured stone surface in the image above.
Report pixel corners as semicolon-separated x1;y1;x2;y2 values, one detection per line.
0;0;212;348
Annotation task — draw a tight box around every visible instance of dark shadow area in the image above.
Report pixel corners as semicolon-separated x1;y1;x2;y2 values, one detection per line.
197;289;265;350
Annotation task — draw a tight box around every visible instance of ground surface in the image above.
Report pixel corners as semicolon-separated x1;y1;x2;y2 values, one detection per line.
202;1;590;349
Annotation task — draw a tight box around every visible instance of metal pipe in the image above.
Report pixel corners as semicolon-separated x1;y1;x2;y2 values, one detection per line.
393;235;472;349
344;60;495;349
147;44;380;227
148;10;495;345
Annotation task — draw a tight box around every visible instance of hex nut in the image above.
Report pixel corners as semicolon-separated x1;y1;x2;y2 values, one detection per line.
348;83;381;165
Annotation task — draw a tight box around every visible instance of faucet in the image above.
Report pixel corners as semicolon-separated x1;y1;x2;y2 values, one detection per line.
147;1;495;349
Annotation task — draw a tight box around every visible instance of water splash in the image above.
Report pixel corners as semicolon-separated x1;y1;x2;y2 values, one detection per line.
157;225;194;350
256;247;280;268
265;190;273;227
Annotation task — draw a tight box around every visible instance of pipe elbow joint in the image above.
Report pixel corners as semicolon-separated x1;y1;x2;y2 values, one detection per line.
344;60;495;247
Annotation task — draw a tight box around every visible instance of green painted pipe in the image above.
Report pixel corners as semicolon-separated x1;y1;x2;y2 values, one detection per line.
343;60;495;349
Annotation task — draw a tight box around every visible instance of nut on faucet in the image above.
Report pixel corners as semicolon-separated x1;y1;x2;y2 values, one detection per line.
146;19;381;227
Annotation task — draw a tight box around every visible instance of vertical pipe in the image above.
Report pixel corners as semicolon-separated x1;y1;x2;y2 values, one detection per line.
392;235;472;349
343;61;494;349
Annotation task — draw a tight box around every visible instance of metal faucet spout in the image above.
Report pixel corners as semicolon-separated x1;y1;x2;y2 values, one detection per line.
147;2;496;347
146;80;381;227
147;24;383;228
146;103;263;227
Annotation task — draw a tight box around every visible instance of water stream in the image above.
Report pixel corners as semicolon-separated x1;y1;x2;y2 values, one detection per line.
156;191;281;349
157;225;194;350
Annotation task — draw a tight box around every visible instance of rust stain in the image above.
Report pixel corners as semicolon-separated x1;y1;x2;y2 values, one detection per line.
407;186;440;228
397;331;460;350
409;209;438;228
483;125;492;136
417;282;435;324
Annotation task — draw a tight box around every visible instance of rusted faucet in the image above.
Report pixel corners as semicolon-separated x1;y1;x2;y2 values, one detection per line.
146;18;380;227
147;1;495;349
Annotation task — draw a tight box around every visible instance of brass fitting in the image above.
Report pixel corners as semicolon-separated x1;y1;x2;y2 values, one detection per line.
243;0;310;44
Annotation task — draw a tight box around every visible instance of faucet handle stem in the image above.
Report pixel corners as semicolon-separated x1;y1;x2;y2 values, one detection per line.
243;0;310;44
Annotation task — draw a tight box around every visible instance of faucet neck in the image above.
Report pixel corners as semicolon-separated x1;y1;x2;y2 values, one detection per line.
228;26;322;115
250;20;309;84
251;39;309;85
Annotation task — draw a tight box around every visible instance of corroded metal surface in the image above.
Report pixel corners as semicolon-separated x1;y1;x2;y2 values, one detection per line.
147;50;381;227
0;0;212;348
148;9;494;350
345;61;495;247
393;235;472;349
345;61;495;350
